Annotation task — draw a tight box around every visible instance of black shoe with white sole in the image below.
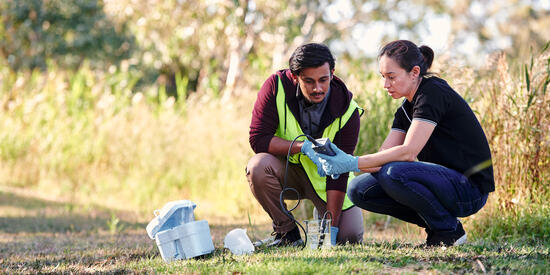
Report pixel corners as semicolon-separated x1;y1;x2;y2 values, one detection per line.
255;225;303;248
426;221;467;247
425;228;434;244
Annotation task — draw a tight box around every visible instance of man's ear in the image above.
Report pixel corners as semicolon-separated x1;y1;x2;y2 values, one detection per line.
330;69;335;80
291;74;298;84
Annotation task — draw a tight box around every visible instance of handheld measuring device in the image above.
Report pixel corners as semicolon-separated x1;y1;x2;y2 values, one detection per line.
305;135;340;179
305;136;336;156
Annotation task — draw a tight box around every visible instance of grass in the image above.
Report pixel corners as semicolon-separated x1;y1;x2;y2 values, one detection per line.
1;187;548;274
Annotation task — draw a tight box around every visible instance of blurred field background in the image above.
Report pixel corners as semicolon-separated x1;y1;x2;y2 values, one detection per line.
1;0;549;246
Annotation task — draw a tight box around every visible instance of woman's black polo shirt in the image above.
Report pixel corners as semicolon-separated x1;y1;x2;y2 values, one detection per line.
391;76;495;193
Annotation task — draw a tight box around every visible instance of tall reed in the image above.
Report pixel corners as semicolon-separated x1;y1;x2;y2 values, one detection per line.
467;49;550;243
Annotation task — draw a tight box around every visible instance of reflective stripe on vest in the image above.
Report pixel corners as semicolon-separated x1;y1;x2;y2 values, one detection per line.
274;76;359;210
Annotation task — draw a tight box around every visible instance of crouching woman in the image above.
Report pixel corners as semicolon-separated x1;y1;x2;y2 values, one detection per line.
313;40;494;246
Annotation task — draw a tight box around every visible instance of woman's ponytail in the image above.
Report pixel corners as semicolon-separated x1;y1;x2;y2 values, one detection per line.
379;40;436;77
419;45;434;72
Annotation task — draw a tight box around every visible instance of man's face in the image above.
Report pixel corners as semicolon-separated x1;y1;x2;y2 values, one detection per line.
293;62;333;104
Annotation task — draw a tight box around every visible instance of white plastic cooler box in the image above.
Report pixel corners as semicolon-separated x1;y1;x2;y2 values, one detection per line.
146;200;214;262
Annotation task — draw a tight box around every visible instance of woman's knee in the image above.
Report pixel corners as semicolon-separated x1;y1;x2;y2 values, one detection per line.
377;162;409;188
346;173;380;204
346;177;362;201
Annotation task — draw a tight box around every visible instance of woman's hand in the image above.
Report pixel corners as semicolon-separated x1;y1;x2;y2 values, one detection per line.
318;143;360;176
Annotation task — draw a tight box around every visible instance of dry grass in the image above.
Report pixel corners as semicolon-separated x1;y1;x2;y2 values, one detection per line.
465;52;550;241
0;63;261;222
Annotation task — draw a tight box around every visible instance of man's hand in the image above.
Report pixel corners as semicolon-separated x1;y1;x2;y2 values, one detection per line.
318;143;360;176
301;139;327;177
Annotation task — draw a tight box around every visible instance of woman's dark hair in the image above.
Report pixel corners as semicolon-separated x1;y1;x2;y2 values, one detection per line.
378;40;434;77
289;43;335;76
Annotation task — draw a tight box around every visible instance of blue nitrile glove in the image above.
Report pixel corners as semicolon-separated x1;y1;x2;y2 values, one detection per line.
301;139;327;177
318;143;360;176
331;226;339;246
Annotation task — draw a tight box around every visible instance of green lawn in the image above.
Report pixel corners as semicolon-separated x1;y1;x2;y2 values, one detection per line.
1;187;548;274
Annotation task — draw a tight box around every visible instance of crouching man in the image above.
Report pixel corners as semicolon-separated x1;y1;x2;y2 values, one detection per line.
246;43;364;247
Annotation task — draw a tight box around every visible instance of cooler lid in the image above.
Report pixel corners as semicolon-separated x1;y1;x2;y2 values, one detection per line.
146;200;196;239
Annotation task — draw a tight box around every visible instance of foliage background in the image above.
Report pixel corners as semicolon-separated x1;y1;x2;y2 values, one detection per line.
0;0;549;243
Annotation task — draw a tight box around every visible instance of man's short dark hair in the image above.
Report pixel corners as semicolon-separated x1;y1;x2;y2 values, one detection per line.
289;43;335;76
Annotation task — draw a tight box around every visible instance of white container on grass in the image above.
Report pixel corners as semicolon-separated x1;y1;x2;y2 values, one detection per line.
146;200;214;262
155;220;214;262
224;228;254;255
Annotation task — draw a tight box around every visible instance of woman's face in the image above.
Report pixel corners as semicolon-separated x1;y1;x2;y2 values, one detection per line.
379;55;420;101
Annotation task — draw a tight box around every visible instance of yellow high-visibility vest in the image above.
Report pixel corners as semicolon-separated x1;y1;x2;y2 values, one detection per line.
274;76;359;210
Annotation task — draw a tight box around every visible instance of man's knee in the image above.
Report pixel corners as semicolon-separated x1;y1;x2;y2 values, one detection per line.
246;153;278;182
337;207;364;244
339;230;363;244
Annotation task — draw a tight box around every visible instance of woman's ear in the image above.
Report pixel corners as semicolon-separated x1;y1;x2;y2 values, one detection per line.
411;65;420;79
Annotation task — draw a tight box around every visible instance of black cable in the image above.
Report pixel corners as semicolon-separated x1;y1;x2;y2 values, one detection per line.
279;134;308;250
280;134;338;250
